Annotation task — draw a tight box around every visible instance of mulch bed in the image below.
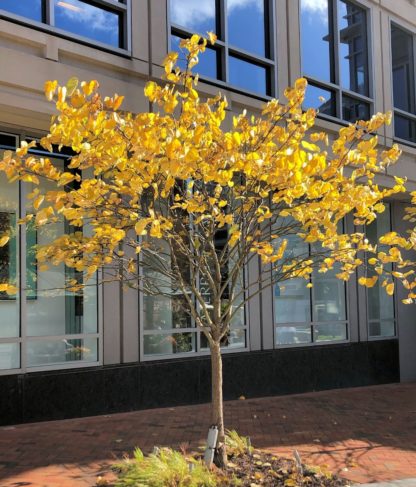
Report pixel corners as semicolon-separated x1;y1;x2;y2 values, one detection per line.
222;449;348;486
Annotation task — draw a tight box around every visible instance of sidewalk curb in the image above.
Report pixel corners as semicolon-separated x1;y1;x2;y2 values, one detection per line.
352;479;416;487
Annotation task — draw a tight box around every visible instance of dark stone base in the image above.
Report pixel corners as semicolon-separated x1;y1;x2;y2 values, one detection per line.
0;340;399;425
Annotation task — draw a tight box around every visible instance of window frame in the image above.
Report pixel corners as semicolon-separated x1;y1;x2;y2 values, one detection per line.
300;0;374;124
0;131;102;376
272;221;350;349
138;240;249;362
365;202;397;341
0;0;131;54
390;20;416;148
168;0;277;99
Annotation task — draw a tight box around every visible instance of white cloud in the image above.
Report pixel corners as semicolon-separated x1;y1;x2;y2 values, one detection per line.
301;0;328;24
56;1;118;32
170;0;263;31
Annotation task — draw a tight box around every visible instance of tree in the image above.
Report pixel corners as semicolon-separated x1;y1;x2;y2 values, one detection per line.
0;34;407;465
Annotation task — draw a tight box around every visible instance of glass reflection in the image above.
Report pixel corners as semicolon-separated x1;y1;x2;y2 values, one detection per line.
229;56;267;94
0;0;43;22
304;84;336;116
274;232;311;324
342;96;370;122
171;35;218;79
391;25;415;114
275;325;311;345
313;322;347;342
170;0;216;34
0;343;19;370
394;115;416;143
301;0;333;82
143;333;195;355
54;0;120;48
0;151;19;339
338;0;368;96
228;0;265;56
366;205;395;334
369;321;395;338
27;337;97;367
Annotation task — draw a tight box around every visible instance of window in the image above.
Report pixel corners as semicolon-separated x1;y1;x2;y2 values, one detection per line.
301;0;371;122
366;204;396;338
273;224;348;347
141;228;247;358
169;0;275;96
0;0;127;50
0;132;99;373
391;24;416;144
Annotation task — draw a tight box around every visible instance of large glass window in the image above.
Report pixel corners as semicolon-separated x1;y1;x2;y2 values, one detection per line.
141;227;247;358
274;223;348;347
301;0;371;122
0;0;127;49
0;133;99;373
169;0;275;96
391;25;416;144
366;204;395;338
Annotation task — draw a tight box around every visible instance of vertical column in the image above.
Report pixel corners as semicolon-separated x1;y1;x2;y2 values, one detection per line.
102;278;121;365
247;256;262;350
130;0;149;62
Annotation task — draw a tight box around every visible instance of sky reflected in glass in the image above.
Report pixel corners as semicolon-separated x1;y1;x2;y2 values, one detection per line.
0;0;42;22
304;84;335;116
54;0;120;47
229;56;267;94
171;35;218;79
338;0;368;96
170;0;217;34
228;0;265;56
301;0;333;82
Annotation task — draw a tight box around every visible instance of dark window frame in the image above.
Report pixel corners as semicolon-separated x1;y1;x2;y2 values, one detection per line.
390;21;416;146
300;0;374;123
0;0;130;53
168;0;276;99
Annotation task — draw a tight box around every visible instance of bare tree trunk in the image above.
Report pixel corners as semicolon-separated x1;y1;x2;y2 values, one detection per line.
210;340;227;467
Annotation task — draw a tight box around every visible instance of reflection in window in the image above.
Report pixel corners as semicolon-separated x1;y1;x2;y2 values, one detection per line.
304;84;336;117
170;0;217;34
228;0;266;56
0;135;100;372
27;337;98;367
391;25;416;143
0;0;43;22
301;0;371;122
366;205;395;338
170;0;273;96
0;151;19;354
342;95;370;122
171;35;218;79
54;0;120;48
274;220;347;347
229;57;267;94
0;0;125;49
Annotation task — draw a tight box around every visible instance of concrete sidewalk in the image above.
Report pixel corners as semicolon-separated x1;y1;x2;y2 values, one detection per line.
0;382;415;486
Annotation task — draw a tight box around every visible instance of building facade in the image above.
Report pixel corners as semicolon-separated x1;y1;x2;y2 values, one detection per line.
0;0;415;425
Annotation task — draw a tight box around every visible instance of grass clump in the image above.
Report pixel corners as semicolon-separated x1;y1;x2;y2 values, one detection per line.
114;447;217;487
225;430;253;457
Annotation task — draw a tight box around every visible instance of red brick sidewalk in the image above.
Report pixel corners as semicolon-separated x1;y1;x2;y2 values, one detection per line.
0;383;415;486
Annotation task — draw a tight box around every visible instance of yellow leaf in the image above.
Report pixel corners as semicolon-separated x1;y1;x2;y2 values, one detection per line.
44;80;58;101
386;282;394;296
207;31;217;44
301;140;320;152
66;77;79;96
0;236;10;247
135;220;148;236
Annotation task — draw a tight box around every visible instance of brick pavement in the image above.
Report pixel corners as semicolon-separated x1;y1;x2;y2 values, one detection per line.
0;383;415;486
